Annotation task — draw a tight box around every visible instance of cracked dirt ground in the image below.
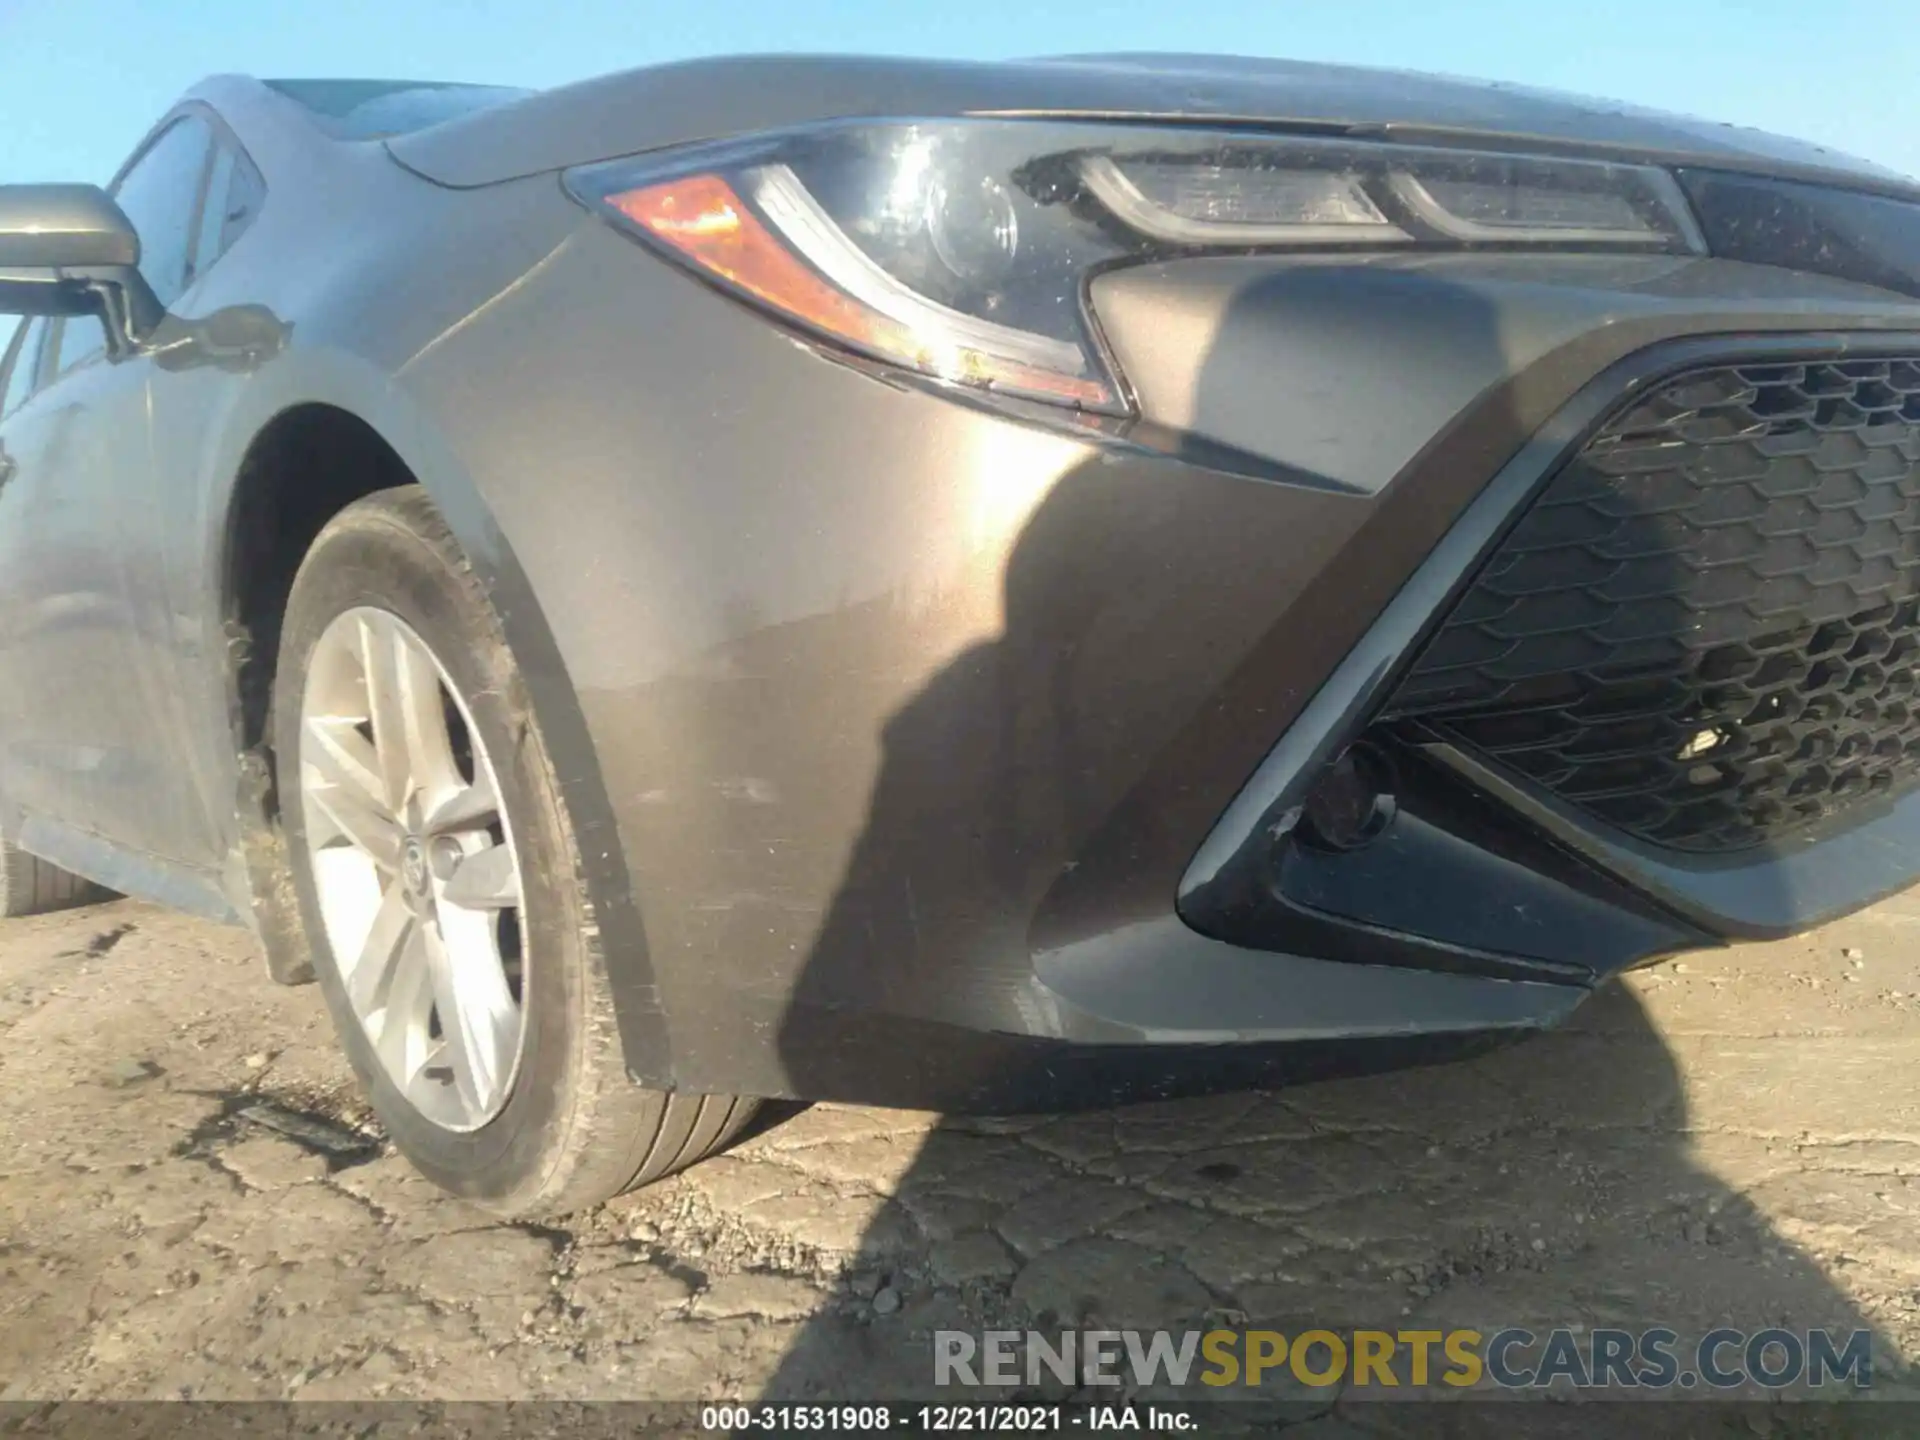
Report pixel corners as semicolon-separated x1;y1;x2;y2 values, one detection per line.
1;891;1918;1430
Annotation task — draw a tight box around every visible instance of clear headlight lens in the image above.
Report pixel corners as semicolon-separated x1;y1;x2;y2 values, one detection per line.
566;120;1707;415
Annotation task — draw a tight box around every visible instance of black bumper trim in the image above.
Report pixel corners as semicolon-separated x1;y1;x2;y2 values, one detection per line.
1427;738;1920;939
1181;329;1920;946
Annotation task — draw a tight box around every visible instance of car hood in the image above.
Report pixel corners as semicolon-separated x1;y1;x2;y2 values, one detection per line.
387;51;1918;198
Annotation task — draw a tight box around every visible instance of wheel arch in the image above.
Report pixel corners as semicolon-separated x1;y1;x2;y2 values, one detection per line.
209;349;673;1079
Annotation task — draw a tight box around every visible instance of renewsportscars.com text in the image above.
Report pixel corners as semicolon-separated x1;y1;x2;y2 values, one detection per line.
935;1327;1873;1391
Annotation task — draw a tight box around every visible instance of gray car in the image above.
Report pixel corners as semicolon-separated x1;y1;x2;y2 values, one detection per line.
5;55;1920;1218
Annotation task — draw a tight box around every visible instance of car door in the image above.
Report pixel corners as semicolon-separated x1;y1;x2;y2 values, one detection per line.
0;315;61;832
0;115;218;862
0;316;49;496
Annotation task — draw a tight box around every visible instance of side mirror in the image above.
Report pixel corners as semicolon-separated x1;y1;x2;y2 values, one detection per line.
0;184;160;353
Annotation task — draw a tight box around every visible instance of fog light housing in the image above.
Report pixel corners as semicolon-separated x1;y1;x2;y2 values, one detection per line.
1297;744;1397;852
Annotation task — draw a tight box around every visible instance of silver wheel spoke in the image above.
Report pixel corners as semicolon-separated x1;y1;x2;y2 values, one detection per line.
425;773;500;836
421;922;507;1117
302;720;403;871
358;613;414;810
301;605;529;1134
304;717;387;814
345;882;413;1015
395;633;465;809
372;928;435;1084
440;842;520;911
360;612;465;813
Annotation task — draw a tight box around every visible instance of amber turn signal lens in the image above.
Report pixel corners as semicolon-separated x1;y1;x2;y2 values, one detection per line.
609;176;913;357
607;174;1113;409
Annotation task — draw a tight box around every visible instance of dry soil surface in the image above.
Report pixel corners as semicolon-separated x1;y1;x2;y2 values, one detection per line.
2;893;1918;1433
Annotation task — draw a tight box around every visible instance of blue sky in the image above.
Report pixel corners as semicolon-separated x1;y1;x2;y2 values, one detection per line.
1;0;1916;184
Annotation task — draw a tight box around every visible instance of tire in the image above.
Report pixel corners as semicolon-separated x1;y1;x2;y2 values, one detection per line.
274;485;755;1218
0;841;110;917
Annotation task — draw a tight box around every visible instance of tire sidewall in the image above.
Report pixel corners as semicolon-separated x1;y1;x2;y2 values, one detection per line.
274;497;590;1207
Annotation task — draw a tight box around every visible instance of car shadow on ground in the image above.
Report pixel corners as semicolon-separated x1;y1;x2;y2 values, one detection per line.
747;990;1897;1432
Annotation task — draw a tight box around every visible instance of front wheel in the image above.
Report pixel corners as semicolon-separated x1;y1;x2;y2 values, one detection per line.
274;486;754;1217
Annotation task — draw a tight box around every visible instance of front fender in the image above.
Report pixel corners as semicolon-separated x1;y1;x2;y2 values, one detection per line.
202;342;673;1075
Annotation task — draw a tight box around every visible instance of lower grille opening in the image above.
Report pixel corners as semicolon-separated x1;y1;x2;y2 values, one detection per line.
1379;355;1920;854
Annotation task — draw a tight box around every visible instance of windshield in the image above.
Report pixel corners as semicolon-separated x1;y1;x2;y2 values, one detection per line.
263;79;531;139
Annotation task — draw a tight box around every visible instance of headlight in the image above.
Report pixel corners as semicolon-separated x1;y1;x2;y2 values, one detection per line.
566;120;1707;415
1680;168;1920;302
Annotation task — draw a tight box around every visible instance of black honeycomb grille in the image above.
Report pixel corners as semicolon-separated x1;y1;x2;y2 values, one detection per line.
1380;355;1920;853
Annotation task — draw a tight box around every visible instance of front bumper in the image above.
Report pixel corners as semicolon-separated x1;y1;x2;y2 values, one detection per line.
400;218;1920;1110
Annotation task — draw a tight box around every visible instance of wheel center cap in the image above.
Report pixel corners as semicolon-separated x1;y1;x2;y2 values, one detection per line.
401;838;430;896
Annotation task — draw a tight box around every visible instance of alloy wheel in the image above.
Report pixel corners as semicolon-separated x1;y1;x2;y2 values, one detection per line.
297;606;527;1132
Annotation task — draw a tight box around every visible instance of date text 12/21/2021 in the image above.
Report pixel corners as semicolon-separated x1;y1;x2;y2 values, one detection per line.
699;1405;1197;1431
